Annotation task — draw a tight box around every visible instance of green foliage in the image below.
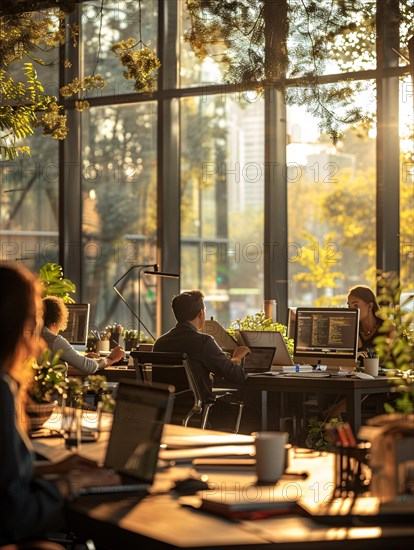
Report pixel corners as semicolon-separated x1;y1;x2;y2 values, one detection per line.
38;262;76;303
0;7;159;158
112;39;160;93
184;0;411;142
84;374;115;411
375;272;414;414
228;311;294;357
306;416;342;451
30;349;68;403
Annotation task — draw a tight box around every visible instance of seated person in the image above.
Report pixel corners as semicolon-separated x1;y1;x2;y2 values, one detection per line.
42;296;124;375
0;262;120;546
154;290;250;404
347;285;385;351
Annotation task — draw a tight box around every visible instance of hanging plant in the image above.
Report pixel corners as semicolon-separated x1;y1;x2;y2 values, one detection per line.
112;39;160;93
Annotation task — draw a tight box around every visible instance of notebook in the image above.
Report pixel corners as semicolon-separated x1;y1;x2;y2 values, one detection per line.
243;346;276;373
238;330;294;366
77;380;174;496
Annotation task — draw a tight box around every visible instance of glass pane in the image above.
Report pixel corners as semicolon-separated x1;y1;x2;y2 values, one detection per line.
181;93;264;326
82;0;158;96
400;76;414;304
0;134;59;271
178;0;226;88
81;103;157;340
288;0;376;76
287;82;377;307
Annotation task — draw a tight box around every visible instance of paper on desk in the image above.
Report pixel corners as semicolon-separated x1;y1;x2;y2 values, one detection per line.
159;444;255;462
163;434;255;449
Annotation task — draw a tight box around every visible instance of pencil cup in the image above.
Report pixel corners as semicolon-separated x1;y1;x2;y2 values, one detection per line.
363;357;379;376
253;431;288;484
96;340;110;353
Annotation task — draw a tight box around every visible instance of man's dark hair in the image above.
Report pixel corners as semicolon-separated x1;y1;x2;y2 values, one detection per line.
43;295;68;329
172;290;204;322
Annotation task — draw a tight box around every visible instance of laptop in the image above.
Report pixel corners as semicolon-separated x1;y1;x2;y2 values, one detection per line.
243;347;276;374
238;330;294;367
77;380;174;496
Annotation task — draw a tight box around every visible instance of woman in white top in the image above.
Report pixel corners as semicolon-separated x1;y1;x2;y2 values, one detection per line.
42;296;124;375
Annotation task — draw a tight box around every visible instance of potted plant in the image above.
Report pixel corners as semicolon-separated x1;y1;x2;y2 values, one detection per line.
374;272;414;413
38;262;77;303
26;349;68;430
123;329;139;351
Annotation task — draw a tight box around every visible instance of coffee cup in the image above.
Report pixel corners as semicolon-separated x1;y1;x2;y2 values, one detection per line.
252;431;288;484
96;340;110;353
364;357;379;376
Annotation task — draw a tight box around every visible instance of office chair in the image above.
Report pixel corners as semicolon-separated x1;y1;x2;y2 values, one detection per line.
131;351;244;433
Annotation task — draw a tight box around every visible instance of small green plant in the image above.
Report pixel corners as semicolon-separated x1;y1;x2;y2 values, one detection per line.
84;374;115;411
227;311;294;357
38;262;76;303
30;349;68;404
67;374;115;411
375;271;414;414
306;416;343;451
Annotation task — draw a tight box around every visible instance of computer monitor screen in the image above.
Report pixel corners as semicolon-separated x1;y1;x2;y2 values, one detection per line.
60;303;90;346
293;307;359;368
287;308;297;340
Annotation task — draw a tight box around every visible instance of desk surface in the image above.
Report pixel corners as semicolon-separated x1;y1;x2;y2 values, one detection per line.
33;424;414;549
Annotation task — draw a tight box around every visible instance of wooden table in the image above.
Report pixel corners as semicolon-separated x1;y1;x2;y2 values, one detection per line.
241;374;392;436
32;424;414;549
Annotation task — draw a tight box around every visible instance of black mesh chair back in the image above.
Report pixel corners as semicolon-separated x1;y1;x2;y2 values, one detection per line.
130;351;243;432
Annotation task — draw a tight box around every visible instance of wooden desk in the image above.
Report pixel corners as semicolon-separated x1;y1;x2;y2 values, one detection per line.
33;425;414;549
243;375;391;435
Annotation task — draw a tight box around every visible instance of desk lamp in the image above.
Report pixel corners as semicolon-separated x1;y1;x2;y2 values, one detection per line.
113;264;179;342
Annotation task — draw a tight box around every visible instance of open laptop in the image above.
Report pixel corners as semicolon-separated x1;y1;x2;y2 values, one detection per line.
77;380;174;496
243;347;276;374
238;330;294;367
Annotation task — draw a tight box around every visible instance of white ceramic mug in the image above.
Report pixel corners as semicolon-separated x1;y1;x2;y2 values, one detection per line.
253;431;288;483
96;340;110;353
364;357;379;376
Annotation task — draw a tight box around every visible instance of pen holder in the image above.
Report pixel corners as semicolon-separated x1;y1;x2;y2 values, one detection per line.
110;333;120;349
86;336;97;353
332;443;371;497
124;338;138;351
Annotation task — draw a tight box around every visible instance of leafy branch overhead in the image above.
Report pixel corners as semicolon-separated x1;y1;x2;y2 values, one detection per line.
184;0;413;142
0;6;160;159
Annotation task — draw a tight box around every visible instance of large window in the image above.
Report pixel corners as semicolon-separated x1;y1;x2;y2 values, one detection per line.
1;1;409;335
82;0;158;97
287;83;377;307
81;103;157;335
181;93;265;325
0;135;59;272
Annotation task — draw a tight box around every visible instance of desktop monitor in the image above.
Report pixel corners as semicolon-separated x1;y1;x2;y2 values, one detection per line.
59;303;90;346
293;307;359;368
287;307;297;340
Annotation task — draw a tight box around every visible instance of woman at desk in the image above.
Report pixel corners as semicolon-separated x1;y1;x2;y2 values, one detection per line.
42;295;124;375
0;262;120;546
347;285;386;351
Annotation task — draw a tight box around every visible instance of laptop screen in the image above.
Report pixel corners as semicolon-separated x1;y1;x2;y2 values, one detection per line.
239;331;293;366
59;303;90;346
243;347;276;373
104;381;174;482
